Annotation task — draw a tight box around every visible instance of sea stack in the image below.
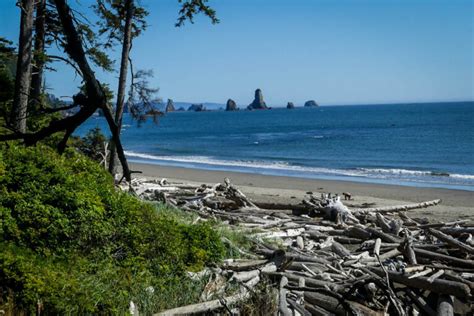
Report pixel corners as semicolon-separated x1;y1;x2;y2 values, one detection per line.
165;99;175;112
226;99;238;111
286;102;295;109
247;89;268;110
188;104;204;112
304;100;319;107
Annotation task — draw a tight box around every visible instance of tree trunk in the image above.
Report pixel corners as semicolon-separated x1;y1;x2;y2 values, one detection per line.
11;0;35;133
102;105;132;182
31;0;46;109
108;0;134;175
53;0;131;181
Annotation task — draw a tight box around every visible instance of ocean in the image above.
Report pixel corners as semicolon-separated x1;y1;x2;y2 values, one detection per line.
76;102;474;191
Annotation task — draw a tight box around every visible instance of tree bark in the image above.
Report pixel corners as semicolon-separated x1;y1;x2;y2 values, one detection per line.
108;0;134;174
53;0;102;102
11;0;35;133
102;105;132;181
31;0;46;108
437;295;454;316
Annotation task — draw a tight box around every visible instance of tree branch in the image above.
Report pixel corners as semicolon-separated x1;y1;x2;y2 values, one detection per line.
48;54;83;76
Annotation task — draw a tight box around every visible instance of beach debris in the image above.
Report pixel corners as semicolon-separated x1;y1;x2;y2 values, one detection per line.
126;177;473;315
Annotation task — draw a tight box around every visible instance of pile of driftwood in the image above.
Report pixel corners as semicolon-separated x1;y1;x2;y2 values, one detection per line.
127;178;473;315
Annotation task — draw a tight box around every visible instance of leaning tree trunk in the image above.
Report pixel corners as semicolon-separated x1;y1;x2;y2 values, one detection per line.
53;0;132;181
31;0;46;109
11;0;35;133
108;0;134;175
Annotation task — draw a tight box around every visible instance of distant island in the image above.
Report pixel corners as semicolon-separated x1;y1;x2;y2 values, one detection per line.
103;89;320;115
304;100;319;107
226;99;238;111
247;89;268;110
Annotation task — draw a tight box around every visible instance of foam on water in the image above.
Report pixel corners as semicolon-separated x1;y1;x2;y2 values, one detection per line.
358;168;474;180
125;151;364;175
125;151;474;190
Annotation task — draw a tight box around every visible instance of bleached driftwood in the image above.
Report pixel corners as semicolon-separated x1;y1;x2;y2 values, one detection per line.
322;196;359;224
353;199;441;213
222;259;268;271
278;277;292;316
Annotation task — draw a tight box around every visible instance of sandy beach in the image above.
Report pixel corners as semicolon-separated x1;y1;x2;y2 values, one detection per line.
131;162;473;222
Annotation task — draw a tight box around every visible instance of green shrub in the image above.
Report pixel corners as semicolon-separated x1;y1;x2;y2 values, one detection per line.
0;144;225;314
72;127;109;162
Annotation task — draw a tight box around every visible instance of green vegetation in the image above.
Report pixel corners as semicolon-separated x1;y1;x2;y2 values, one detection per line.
73;127;109;163
0;144;233;314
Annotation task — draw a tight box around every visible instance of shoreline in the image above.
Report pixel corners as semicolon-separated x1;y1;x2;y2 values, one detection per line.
130;162;473;222
124;156;474;192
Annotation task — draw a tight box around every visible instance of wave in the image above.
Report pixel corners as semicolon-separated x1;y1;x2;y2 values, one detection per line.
450;174;474;180
358;168;474;180
125;151;474;184
125;151;362;176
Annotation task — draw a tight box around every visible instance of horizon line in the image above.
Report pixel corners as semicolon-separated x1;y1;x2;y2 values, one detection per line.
158;99;474;108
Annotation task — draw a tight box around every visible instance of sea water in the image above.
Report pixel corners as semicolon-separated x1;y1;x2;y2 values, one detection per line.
76;102;474;191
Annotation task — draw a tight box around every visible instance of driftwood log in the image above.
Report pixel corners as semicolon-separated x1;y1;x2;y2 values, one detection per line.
353;199;441;214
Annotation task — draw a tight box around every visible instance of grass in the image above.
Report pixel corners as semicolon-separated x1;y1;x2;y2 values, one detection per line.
153;201;260;259
238;278;279;315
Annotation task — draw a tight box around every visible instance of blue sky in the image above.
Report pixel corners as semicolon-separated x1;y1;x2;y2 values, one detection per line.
1;0;473;106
